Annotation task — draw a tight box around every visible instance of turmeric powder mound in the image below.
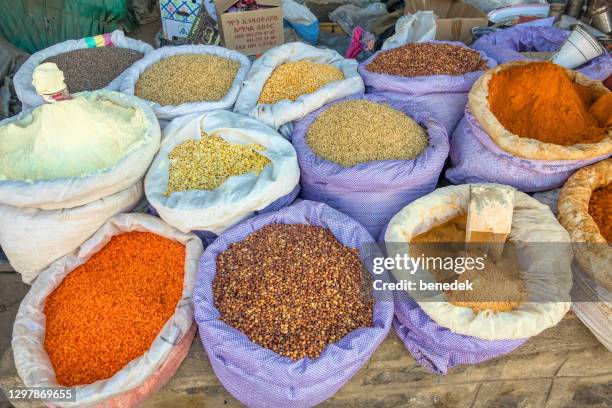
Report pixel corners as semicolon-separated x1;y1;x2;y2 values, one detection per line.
488;62;611;146
411;215;527;313
588;183;612;242
44;232;185;386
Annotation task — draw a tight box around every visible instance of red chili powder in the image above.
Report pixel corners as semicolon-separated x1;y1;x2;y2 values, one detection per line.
44;231;185;386
589;183;611;242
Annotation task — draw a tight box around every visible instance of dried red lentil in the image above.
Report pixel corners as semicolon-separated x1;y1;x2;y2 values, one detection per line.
44;232;185;386
366;43;488;77
214;224;374;361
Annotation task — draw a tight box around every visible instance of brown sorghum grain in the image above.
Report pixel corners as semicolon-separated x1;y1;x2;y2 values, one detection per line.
366;43;488;77
258;60;344;104
43;47;144;93
135;54;240;106
165;131;270;194
306;99;428;167
214;224;374;361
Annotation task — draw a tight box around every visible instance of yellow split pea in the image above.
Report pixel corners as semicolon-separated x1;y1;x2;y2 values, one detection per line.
165;132;270;195
258;60;344;104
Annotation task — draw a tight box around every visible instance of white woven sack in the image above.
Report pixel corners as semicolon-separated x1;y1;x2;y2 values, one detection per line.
13;30;153;110
146;110;300;234
0;90;160;210
12;213;204;407
120;45;251;121
0;182;143;284
233;42;365;130
385;184;572;340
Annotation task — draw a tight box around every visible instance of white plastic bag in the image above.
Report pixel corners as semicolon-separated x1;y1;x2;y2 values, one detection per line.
381;12;437;50
0;182;143;283
12;213;204;407
385;184;572;340
146;110;300;234
282;0;319;44
0;90;161;210
120;45;251;121
233;42;365;131
13;30;153;111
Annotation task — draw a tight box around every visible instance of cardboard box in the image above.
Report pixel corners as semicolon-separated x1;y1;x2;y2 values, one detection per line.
215;0;284;55
405;0;488;42
160;0;203;40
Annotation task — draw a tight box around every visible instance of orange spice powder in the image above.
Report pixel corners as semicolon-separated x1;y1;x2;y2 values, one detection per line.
488;62;611;146
589;183;611;242
44;232;185;386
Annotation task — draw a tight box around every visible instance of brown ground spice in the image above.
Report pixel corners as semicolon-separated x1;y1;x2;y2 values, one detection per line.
366;43;488;77
411;215;527;313
214;224;374;360
44;232;185;386
588;183;611;242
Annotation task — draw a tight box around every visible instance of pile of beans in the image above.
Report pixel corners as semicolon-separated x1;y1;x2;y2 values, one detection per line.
214;224;374;360
43;47;144;93
135;54;240;106
165;131;270;194
366;43;488;77
306;100;428;167
588;183;611;241
44;232;185;386
258;60;344;104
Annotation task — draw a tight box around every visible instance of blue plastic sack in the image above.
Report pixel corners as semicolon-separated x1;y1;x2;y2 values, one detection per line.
194;200;393;407
472;26;612;81
358;40;497;133
292;94;449;240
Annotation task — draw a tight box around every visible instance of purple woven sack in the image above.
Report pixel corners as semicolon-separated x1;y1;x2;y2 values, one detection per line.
194;200;394;408
446;108;611;192
394;297;527;374
292;94;449;240
472;26;612;81
357;40;497;132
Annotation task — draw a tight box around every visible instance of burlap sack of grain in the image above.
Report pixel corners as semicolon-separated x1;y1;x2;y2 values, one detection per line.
446;61;612;192
358;40;496;133
472;26;612;81
145;110;300;235
12;213;203;407
292;93;449;239
385;184;572;373
194;200;393;408
0;91;160;282
14;30;153;111
120;45;251;123
233;42;365;133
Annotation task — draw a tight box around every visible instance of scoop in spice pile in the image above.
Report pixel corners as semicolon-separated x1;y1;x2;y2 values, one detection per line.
135;54;240;106
165;131;270;195
366;43;488;77
43;47;144;93
411;215;527;313
258;60;344;104
43;232;185;386
488;62;612;146
213;224;374;361
306;99;428;167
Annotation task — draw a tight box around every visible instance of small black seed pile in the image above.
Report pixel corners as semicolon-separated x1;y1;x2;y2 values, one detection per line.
43;47;144;93
367;43;488;77
214;224;374;361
